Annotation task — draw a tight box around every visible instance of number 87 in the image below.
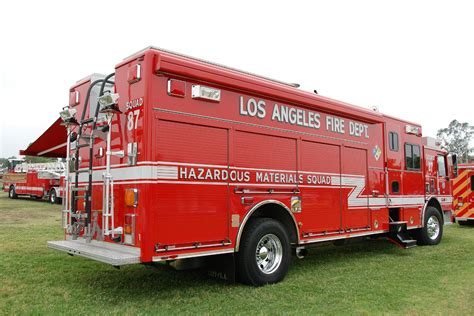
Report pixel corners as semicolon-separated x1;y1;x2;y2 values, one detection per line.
127;109;140;130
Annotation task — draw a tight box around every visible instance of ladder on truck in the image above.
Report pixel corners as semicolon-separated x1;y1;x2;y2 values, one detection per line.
67;73;122;242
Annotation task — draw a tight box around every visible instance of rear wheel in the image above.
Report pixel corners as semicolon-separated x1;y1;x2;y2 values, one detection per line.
415;207;443;245
9;186;17;199
237;218;291;286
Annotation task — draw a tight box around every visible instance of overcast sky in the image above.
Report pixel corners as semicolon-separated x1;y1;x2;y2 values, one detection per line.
1;0;473;157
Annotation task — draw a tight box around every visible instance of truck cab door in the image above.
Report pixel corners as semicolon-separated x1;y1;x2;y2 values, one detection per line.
436;155;449;196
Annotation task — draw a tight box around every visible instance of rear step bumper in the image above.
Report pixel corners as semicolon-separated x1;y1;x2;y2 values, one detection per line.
47;238;141;266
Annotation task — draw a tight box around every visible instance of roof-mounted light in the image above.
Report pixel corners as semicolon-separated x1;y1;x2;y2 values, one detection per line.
59;106;79;126
98;92;121;114
191;85;221;102
405;125;422;136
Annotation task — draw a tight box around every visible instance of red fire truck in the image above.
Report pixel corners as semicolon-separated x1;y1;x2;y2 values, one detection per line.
3;161;65;204
453;163;474;225
48;47;456;285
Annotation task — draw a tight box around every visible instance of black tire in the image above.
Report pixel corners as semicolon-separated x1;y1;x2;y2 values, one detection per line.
49;189;58;204
237;218;291;286
415;206;443;245
9;186;17;199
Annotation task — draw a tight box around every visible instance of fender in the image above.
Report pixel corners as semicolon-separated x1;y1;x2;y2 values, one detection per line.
421;196;443;226
235;199;300;252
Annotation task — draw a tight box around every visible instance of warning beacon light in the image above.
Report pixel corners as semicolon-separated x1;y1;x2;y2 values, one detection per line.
59;106;79;126
191;85;221;102
98;91;121;114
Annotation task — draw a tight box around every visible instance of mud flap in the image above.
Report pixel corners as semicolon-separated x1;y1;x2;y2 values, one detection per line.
204;253;236;283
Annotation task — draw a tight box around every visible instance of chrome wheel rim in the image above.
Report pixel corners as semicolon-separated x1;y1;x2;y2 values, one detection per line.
427;215;440;240
255;234;283;274
9;188;13;197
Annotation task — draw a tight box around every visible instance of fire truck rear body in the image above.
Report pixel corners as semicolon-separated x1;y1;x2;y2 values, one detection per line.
453;164;474;224
48;47;455;284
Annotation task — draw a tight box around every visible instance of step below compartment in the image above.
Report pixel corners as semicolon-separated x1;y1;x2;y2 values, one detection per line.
388;221;417;249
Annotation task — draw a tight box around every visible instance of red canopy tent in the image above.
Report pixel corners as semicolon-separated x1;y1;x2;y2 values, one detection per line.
20;118;67;158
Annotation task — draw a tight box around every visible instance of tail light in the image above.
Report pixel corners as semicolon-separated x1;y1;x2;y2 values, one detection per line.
124;188;138;207
124;214;136;245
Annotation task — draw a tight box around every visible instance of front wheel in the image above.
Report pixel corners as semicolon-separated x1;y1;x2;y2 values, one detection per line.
237;218;291;286
9;186;17;199
49;189;58;204
415;207;443;245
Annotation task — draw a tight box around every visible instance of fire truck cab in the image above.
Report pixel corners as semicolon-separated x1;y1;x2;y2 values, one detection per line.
48;47;455;286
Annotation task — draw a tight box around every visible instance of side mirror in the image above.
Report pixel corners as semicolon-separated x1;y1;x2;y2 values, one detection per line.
452;154;458;177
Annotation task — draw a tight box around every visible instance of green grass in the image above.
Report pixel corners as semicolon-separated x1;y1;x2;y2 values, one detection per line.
0;192;473;315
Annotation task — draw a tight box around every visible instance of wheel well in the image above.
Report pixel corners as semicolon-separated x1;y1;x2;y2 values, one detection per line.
236;202;298;251
425;197;443;223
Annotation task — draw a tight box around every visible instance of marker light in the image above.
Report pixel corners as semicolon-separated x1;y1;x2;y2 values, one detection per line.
127;64;141;84
124;188;138;207
191;85;221;102
69;90;80;106
167;79;186;97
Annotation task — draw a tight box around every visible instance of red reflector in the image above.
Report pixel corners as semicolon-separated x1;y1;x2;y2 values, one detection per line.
127;64;141;84
69;91;79;106
167;79;186;97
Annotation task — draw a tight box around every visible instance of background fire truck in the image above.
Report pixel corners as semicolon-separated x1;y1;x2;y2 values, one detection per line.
3;160;65;204
47;47;456;286
453;163;474;225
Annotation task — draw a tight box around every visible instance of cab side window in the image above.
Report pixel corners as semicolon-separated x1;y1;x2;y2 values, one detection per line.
405;143;421;170
437;155;446;177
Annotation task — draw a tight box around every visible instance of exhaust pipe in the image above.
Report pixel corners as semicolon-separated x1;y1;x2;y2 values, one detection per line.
295;247;308;259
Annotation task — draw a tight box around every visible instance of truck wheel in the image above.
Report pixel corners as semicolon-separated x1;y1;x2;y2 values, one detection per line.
416;207;443;245
237;218;291;286
49;190;58;204
9;186;17;199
